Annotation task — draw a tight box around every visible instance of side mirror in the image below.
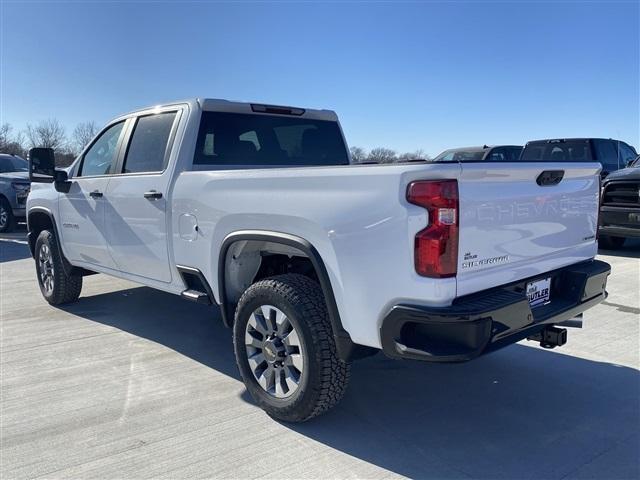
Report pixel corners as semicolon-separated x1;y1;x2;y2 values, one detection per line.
28;147;56;183
626;159;635;168
54;170;72;193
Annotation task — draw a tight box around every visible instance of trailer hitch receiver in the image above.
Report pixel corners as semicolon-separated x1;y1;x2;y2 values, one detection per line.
527;326;567;349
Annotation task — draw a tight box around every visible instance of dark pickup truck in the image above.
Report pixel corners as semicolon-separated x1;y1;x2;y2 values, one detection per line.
599;155;640;249
520;138;637;177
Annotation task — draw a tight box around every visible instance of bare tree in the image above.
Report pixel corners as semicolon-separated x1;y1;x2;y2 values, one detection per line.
349;146;368;163
368;147;397;164
398;149;431;162
0;123;27;157
72;121;98;154
26;119;67;150
0;123;11;148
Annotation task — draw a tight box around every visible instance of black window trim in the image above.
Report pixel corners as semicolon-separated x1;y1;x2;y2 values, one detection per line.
113;108;182;177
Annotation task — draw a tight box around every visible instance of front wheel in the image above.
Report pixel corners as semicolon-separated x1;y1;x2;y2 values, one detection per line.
0;197;15;233
35;230;83;305
233;274;351;422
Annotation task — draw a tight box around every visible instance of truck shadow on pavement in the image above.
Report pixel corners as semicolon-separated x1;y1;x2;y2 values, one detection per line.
59;286;241;380
0;225;31;263
290;347;640;479
62;285;640;480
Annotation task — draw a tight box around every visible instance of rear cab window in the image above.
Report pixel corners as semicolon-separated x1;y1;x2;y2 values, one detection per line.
193;112;349;168
433;150;485;162
520;140;593;162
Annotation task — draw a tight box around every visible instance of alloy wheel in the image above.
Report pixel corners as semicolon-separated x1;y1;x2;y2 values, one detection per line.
0;205;7;229
38;244;55;295
245;305;304;398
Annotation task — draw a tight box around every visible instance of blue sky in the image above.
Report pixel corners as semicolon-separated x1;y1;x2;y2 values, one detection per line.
2;1;638;156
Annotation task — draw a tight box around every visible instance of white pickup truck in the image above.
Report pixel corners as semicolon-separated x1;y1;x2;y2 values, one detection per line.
27;99;610;422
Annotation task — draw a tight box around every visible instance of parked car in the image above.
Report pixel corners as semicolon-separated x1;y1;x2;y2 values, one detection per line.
599;154;640;249
433;145;523;162
26;99;610;422
0;153;30;232
520;138;637;177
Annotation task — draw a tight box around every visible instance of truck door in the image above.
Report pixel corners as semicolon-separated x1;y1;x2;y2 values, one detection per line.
58;120;126;269
104;109;181;283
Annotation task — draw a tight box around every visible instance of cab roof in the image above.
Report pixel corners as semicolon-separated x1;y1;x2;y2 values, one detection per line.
121;98;338;122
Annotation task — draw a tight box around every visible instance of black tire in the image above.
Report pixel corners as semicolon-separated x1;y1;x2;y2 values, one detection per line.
35;230;83;305
0;197;15;233
233;274;351;422
599;235;626;250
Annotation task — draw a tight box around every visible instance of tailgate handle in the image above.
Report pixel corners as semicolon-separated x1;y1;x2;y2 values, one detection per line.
537;170;564;186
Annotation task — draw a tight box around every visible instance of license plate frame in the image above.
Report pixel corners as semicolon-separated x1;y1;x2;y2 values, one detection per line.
526;277;551;308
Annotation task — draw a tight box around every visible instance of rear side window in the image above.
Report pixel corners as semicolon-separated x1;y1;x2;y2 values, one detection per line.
193;112;349;168
520;141;593;162
122;112;177;174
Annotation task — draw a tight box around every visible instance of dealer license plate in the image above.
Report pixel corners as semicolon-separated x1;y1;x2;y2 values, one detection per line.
526;277;551;307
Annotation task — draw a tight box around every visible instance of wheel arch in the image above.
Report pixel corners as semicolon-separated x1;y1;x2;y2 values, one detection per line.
218;230;368;361
27;207;57;258
26;207;91;277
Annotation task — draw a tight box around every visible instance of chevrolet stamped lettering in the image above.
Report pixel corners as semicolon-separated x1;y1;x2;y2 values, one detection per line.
462;255;509;269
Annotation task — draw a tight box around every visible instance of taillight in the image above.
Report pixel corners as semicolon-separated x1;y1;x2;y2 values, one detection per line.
407;180;459;278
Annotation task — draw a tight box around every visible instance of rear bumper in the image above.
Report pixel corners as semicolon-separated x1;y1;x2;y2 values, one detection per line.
380;259;611;362
600;206;640;238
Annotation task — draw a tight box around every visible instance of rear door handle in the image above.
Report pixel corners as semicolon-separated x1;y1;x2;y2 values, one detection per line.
144;190;163;200
89;190;103;198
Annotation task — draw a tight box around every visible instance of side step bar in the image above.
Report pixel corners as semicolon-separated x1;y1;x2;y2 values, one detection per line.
176;265;216;306
181;289;211;305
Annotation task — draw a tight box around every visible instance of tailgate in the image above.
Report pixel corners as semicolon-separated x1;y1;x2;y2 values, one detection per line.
456;163;600;297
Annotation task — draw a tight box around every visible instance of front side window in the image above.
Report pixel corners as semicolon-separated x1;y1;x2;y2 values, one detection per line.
122;112;177;174
193;112;349;167
617;142;637;165
594;139;619;171
79;121;125;176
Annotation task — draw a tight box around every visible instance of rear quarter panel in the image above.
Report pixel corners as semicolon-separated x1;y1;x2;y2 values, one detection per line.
171;163;460;348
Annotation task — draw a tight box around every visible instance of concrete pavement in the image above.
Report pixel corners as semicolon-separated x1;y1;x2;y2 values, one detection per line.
1;229;638;479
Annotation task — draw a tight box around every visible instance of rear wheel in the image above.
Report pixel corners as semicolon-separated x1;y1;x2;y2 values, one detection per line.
35;230;83;305
599;235;626;250
233;274;350;422
0;198;15;233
